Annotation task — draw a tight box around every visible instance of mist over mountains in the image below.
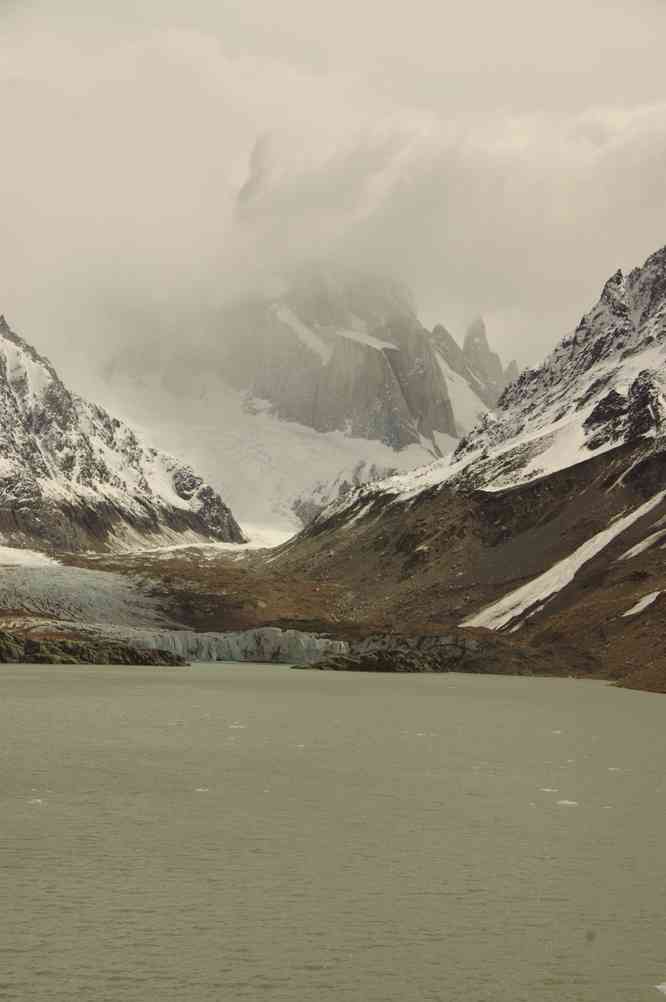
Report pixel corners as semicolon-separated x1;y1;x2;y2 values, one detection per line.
93;266;518;535
3;0;666;399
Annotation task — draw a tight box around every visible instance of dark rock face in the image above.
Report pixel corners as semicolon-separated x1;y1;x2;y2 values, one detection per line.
0;317;244;551
0;629;187;666
303;632;570;676
583;372;666;451
627;370;665;438
219;272;458;453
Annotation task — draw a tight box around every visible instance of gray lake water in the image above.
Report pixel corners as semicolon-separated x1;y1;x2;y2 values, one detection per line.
1;663;665;1002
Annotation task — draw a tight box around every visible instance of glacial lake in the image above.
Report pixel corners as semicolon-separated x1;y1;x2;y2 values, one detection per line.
1;663;665;1002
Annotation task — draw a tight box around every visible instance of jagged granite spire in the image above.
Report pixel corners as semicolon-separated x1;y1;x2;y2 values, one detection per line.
463;316;506;397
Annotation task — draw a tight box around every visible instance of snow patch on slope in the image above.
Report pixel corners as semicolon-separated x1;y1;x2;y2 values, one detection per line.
618;528;666;561
463;490;666;630
622;591;661;617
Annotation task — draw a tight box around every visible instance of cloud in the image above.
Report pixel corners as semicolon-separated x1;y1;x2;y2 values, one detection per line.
1;1;666;384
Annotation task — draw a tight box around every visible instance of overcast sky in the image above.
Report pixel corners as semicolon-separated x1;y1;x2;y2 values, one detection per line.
2;0;666;384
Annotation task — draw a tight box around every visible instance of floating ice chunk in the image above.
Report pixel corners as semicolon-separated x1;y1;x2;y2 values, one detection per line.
27;798;44;805
540;787;559;793
655;984;666;995
195;787;209;793
556;800;579;806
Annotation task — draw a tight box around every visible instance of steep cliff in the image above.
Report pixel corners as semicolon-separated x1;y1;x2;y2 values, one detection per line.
220;271;459;453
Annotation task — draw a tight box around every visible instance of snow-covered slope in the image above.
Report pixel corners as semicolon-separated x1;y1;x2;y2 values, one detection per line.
352;245;666;505
0;316;244;551
105;375;453;542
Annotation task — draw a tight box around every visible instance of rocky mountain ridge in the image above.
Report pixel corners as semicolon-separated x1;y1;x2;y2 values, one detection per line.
313;244;666;508
0;316;244;551
449;246;666;488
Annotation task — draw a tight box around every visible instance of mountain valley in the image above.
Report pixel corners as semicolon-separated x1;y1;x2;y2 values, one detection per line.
3;248;666;690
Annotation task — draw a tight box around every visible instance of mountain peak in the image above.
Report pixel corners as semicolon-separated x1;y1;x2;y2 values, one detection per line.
463;315;489;350
450;243;666;484
462;315;507;399
599;268;626;306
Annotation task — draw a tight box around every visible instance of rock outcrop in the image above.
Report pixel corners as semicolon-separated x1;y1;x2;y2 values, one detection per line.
0;629;186;666
302;631;571;675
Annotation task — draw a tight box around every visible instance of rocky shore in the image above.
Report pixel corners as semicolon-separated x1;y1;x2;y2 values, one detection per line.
299;631;579;676
0;630;187;666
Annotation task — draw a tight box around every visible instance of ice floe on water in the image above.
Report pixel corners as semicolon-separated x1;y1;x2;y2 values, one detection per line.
539;788;559;793
655;983;666;995
556;800;579;806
